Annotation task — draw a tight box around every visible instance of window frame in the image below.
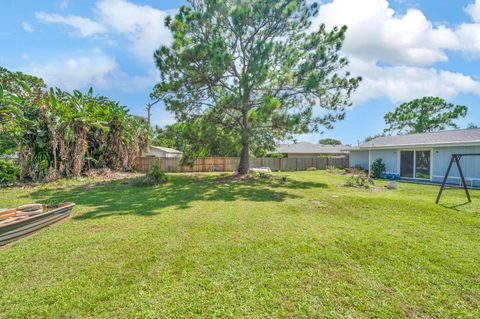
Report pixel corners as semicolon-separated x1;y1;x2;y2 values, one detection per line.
398;149;433;181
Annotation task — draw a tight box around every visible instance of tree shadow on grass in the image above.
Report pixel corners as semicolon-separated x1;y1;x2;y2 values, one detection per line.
25;174;328;220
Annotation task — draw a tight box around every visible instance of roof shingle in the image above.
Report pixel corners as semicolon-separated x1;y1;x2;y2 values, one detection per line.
359;128;480;149
274;142;353;154
149;146;183;154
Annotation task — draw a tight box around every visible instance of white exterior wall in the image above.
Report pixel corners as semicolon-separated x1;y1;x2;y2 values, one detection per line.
144;147;182;158
352;145;480;187
432;146;480;187
370;149;399;173
349;151;369;169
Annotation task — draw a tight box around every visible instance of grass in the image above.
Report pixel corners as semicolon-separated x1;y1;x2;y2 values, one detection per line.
0;171;479;318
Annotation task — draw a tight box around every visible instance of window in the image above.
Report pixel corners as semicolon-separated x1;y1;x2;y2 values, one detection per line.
415;150;431;179
400;150;431;179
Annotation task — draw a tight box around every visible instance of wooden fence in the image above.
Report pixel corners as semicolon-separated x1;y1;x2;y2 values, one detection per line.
135;156;349;173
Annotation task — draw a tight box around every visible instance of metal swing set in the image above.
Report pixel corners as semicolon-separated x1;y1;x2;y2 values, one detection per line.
436;153;480;204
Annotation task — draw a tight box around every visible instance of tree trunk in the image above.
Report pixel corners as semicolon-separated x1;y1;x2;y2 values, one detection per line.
71;126;89;177
18;147;29;181
58;135;70;177
238;116;250;175
238;140;249;175
237;106;250;175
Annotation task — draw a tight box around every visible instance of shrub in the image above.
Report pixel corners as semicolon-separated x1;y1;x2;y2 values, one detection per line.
0;159;19;183
256;172;272;179
145;162;167;185
268;153;285;158
345;175;374;189
370;159;386;179
346;167;367;176
326;165;343;174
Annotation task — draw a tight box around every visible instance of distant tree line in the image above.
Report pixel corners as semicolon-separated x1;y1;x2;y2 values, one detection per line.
318;138;342;145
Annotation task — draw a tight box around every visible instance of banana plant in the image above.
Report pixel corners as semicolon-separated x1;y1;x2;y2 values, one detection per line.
0;84;23;129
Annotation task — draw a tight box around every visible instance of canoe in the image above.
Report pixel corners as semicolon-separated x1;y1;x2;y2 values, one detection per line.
0;202;74;246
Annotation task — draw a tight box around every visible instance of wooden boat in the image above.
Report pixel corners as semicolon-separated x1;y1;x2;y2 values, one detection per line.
0;202;74;246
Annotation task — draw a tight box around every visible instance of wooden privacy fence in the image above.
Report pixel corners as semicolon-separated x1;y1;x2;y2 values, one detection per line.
135;156;349;173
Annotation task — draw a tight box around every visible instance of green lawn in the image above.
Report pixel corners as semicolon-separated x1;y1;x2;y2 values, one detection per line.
0;171;479;318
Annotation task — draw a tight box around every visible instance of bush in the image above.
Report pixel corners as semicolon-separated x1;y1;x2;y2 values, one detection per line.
345;175;374;189
345;167;367;176
254;171;272;179
0;159;19;183
257;172;272;179
145;162;167;185
268;153;285;158
326;165;344;174
370;159;386;179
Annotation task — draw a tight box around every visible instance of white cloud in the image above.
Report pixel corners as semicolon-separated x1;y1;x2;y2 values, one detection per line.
26;49;158;93
456;23;480;54
95;0;173;61
36;11;106;37
309;0;480;104
313;0;459;66
35;0;173;62
456;1;480;55
28;0;480;105
466;0;480;22
21;22;34;33
349;57;480;103
112;69;160;93
29;50;117;90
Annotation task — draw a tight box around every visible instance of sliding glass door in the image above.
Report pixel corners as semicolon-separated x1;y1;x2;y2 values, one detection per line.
415;150;431;179
400;151;414;178
400;150;431;179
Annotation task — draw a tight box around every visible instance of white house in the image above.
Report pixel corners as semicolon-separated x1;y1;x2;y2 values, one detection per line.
143;146;182;158
271;142;353;158
349;128;480;187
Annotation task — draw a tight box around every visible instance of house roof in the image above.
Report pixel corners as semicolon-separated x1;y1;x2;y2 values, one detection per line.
273;142;353;154
358;128;480;149
0;152;18;159
149;145;183;154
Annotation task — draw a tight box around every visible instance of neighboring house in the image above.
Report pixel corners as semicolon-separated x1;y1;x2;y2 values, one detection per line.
0;152;19;163
271;142;352;158
143;146;182;158
349;128;480;187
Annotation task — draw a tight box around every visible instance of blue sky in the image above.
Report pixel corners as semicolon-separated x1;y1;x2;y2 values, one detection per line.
1;0;479;145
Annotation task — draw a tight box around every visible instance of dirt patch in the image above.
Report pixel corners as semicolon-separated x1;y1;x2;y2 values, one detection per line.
84;168;141;181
